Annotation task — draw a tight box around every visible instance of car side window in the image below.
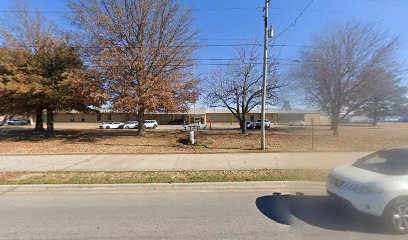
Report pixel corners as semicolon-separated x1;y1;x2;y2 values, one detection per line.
363;154;387;165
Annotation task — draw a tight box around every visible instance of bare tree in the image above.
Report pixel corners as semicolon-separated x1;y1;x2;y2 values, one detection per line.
205;45;281;134
68;0;199;136
293;21;399;135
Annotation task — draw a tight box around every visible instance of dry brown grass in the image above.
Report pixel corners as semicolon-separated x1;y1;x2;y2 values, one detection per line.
0;169;329;184
1;124;408;154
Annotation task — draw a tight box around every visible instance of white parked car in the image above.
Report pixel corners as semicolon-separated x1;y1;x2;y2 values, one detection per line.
255;119;271;129
144;120;158;129
99;122;124;129
5;119;27;125
288;120;305;126
124;121;138;129
327;148;408;234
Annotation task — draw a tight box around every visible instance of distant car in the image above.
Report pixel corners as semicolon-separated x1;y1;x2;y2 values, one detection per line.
288;120;305;126
5;119;27;125
383;116;403;122
99;122;124;129
255;119;271;129
245;121;255;129
327;148;408;234
144;120;158;129
168;119;186;125
124;121;138;129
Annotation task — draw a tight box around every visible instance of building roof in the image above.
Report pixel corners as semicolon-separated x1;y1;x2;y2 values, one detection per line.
205;108;318;114
57;108;320;115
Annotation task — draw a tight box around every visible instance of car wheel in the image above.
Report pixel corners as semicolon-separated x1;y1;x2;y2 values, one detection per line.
125;126;129;129
106;126;110;129
384;198;408;234
153;125;157;129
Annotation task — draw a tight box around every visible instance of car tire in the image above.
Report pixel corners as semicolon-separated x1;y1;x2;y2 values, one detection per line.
106;126;110;129
383;198;408;234
153;125;157;129
125;126;129;129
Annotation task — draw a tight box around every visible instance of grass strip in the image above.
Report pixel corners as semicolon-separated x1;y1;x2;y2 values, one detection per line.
0;169;329;185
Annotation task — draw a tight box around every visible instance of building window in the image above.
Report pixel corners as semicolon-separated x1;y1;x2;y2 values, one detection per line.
108;114;112;121
97;114;102;122
81;118;85;122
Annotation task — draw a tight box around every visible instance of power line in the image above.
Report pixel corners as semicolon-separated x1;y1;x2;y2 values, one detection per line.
0;6;262;14
5;43;314;49
273;0;315;40
0;61;301;69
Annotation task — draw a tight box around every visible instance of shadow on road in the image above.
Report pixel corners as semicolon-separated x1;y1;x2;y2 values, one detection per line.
256;193;390;234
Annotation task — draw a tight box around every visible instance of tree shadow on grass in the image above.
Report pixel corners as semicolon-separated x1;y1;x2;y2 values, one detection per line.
256;193;391;235
0;128;173;143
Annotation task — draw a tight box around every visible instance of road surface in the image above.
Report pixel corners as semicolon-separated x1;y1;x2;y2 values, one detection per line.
0;185;404;240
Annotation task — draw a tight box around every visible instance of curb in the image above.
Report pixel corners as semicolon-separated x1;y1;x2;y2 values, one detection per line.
0;151;370;156
0;181;326;194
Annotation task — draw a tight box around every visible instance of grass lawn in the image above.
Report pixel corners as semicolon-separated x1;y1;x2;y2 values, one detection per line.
1;124;408;154
0;169;329;185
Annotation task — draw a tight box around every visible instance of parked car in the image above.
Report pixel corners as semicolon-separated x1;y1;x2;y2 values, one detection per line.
99;122;124;129
144;120;158;129
288;120;305;126
168;119;186;125
255;119;271;128
124;121;138;129
245;121;255;129
327;147;408;234
5;119;27;125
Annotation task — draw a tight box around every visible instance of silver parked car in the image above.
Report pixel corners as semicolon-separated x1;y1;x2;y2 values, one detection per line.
5;119;27;125
124;121;139;129
245;121;255;129
288;120;305;126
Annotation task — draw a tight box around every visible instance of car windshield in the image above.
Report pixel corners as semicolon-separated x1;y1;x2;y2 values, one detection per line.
352;149;408;175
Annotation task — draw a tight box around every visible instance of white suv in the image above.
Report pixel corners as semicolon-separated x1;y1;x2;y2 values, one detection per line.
144;120;158;129
99;122;124;129
255;119;271;129
327;148;408;234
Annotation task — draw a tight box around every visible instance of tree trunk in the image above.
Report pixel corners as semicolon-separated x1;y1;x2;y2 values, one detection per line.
34;108;44;131
239;119;247;134
332;119;339;135
137;108;146;136
372;109;378;126
46;108;54;137
330;116;335;130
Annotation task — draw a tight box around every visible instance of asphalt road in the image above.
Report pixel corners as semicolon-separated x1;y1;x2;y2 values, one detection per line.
0;187;406;240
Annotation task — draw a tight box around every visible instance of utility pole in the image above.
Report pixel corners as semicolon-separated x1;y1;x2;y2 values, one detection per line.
261;0;270;150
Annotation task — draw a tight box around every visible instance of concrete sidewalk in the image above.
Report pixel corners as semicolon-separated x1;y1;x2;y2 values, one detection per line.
0;152;370;172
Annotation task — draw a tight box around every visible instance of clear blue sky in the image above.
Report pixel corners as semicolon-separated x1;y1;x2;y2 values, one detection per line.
1;0;407;107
